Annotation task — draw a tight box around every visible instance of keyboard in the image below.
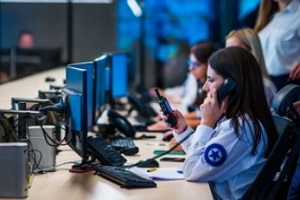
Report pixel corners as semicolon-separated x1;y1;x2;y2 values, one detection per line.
92;164;157;188
110;136;139;156
87;136;127;166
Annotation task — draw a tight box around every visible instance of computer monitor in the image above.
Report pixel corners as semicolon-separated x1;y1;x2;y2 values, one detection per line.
94;54;109;119
125;50;137;89
67;61;95;130
93;52;129;110
111;53;128;98
64;66;89;166
100;52;128;109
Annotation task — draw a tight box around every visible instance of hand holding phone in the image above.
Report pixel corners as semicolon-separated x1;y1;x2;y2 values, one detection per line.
155;88;177;127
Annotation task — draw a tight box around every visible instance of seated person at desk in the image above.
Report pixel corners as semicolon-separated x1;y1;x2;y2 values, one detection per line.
17;30;35;49
0;71;10;83
149;72;198;106
148;41;216;132
0;30;34;82
163;47;278;199
168;28;279;152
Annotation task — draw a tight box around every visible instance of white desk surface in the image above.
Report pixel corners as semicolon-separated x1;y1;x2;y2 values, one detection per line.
0;67;65;109
0;67;212;200
23;134;212;200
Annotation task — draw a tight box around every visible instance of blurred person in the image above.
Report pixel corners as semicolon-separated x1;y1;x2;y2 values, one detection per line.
17;30;35;49
254;0;300;90
148;41;216;132
150;72;197;106
0;72;10;83
226;28;277;107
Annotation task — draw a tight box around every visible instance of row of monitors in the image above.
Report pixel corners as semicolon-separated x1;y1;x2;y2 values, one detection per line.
64;52;131;162
0;51;132;165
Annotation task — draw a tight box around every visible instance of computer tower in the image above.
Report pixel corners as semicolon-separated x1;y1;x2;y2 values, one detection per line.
28;125;56;172
0;142;28;198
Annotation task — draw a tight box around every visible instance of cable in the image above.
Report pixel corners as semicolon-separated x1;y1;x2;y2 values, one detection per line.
124;130;194;169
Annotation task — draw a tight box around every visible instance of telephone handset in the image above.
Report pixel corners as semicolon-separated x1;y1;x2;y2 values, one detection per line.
155;88;177;127
217;78;236;103
107;109;136;138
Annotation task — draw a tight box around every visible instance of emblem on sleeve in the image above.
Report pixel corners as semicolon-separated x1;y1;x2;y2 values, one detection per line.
204;143;227;166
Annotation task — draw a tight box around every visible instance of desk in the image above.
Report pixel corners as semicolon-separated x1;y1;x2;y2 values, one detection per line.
0;67;65;109
21;133;212;200
0;67;212;200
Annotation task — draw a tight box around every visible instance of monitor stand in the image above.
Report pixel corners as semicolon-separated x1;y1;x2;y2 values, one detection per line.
69;160;93;173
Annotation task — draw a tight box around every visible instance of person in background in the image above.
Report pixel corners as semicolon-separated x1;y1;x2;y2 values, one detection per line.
148;41;216;132
225;28;277;107
0;30;34;83
149;72;198;110
254;0;300;90
17;30;35;49
0;72;10;83
163;47;278;199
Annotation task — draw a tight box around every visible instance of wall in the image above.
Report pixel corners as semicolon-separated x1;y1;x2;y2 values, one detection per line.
0;2;117;63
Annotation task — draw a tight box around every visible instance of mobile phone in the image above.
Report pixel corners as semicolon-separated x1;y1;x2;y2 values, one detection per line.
160;157;185;162
155;88;177;127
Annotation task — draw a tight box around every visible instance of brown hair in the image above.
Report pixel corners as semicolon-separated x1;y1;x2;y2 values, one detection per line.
191;41;216;64
226;28;270;81
208;47;277;157
254;0;278;32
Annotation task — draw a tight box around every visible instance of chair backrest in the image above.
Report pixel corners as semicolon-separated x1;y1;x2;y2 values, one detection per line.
241;114;300;200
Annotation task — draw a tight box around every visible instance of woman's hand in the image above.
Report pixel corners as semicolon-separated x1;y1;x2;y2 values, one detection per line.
149;87;164;97
287;101;300;121
200;88;226;128
168;138;184;151
162;110;187;134
289;62;300;80
147;121;166;131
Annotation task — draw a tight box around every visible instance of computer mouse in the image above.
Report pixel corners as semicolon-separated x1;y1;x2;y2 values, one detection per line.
45;76;55;82
136;158;160;168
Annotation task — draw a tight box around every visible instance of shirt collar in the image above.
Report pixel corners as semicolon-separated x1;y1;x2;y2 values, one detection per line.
286;0;300;13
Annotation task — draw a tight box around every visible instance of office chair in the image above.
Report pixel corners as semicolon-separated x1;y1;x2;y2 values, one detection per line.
241;114;299;200
272;84;300;117
242;84;300;200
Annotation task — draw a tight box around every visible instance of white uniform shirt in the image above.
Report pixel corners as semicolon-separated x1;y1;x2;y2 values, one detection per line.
173;115;268;199
258;0;300;76
164;72;198;107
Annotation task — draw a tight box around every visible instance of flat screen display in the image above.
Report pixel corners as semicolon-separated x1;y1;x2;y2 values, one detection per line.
111;53;128;98
65;66;88;162
67;61;94;130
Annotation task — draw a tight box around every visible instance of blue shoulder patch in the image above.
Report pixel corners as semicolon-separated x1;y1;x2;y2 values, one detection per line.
204;143;227;167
